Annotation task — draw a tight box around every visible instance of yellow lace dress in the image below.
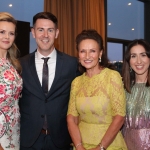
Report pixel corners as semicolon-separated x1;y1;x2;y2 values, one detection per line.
67;68;127;150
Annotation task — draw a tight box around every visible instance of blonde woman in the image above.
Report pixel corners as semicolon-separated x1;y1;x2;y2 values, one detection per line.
0;12;22;150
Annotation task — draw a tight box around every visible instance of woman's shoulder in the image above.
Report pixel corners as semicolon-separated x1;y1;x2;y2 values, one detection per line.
104;68;121;78
73;73;84;81
102;68;123;85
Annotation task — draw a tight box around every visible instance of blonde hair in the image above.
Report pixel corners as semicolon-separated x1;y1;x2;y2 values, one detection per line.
0;12;21;74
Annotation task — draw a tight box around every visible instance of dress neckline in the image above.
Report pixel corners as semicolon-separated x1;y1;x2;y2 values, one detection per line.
0;57;7;60
83;68;106;79
134;83;146;86
0;58;10;65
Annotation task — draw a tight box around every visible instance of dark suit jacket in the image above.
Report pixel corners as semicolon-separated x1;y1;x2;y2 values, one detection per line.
19;50;80;148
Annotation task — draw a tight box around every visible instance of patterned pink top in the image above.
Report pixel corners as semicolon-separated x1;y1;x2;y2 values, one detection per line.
0;58;22;150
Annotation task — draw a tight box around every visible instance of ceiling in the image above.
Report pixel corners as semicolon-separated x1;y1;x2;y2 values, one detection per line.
0;0;144;51
0;0;44;26
107;0;144;40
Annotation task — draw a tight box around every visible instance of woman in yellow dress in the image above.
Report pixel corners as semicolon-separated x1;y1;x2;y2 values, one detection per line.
67;30;127;150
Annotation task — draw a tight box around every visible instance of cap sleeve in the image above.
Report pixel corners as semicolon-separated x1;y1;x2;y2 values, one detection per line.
110;71;126;116
67;78;79;117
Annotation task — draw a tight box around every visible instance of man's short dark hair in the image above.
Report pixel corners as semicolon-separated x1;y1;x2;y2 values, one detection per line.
33;12;58;28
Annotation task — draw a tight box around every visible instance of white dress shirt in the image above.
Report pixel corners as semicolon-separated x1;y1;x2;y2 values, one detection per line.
35;49;56;91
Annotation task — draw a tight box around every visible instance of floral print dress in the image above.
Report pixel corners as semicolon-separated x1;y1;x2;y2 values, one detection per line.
0;58;22;150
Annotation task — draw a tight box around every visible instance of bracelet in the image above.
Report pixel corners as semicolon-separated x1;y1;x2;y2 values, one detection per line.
99;143;106;150
75;143;82;149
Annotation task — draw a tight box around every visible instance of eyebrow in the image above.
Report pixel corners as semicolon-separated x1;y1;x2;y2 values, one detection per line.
37;27;55;30
0;29;15;32
131;52;146;55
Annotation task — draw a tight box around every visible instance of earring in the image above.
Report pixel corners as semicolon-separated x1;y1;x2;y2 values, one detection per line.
99;57;101;62
130;67;132;72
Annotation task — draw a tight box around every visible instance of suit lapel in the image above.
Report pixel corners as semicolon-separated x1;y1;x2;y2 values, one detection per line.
29;52;45;98
47;50;63;97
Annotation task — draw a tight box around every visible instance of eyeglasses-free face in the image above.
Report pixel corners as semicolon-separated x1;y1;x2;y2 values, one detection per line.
130;44;150;81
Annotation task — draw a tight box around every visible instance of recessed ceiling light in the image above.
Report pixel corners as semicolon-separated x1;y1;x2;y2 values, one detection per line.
131;28;135;31
9;4;13;7
108;23;111;25
128;3;132;5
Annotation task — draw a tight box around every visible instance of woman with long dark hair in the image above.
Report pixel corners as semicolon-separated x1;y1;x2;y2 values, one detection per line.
122;39;150;150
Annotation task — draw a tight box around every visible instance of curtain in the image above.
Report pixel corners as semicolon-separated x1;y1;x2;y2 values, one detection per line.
44;0;105;57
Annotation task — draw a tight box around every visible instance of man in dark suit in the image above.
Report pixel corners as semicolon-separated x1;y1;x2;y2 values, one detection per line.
19;12;80;150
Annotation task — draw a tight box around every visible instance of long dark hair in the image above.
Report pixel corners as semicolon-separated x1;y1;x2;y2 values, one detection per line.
122;39;150;93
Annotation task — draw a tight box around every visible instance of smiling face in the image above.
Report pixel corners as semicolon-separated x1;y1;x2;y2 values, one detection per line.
78;39;102;72
31;19;59;56
130;44;150;80
0;21;15;54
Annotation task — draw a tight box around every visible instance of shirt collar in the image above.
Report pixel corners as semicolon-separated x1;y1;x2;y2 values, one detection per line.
36;49;56;59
